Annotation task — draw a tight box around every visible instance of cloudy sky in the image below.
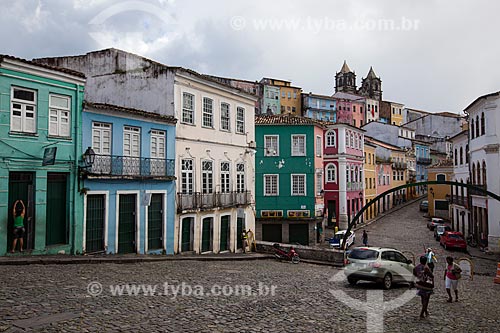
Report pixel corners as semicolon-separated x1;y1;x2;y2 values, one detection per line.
1;0;498;113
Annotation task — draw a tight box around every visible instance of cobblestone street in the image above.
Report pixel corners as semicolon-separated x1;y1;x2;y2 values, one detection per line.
1;201;500;332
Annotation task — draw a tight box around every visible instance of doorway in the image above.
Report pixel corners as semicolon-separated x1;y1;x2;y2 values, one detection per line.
8;172;35;251
118;194;137;253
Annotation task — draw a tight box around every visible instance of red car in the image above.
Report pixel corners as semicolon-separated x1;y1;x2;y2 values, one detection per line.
440;231;467;251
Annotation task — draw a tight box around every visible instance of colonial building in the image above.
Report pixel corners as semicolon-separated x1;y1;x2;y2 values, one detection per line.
323;123;365;230
331;92;365;128
448;130;470;237
464;91;500;252
363;141;377;221
260;78;302;116
427;161;453;219
255;114;325;245
301;92;337;122
0;55;85;256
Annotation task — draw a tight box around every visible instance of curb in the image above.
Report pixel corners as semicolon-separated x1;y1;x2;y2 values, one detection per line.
0;253;274;266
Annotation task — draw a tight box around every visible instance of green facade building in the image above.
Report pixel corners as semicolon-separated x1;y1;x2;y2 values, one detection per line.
0;55;86;255
255;114;325;246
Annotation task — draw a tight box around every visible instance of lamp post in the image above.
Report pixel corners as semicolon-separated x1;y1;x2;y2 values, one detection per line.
78;147;96;194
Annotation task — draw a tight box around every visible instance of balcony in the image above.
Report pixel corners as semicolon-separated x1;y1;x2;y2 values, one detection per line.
347;182;363;191
417;157;432;165
88;155;175;179
391;162;408;170
451;196;468;208
177;191;251;212
469;184;487;196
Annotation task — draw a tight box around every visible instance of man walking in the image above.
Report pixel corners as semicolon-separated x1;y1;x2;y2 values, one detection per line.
426;248;437;272
362;230;368;246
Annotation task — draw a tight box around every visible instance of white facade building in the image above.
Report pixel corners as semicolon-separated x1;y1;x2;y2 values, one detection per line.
465;91;500;252
449;130;470;237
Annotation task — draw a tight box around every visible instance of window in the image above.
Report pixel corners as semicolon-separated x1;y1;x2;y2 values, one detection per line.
181;159;194;194
481;112;485;135
292;106;296;113
475;115;480;138
221;103;230;131
353;105;356;112
315;169;323;195
326;131;336;147
316;135;322;157
220;161;230;193
291;135;306;156
346;165;350;183
123;126;140;157
459;147;463;165
150;130;165;159
288;92;291;99
436;174;446;182
11;87;37;133
202;97;213;128
465;144;469;163
264;174;278;196
291;174;306;196
182;92;194;124
92;122;111;155
236;107;245;134
454;148;458;166
350;133;354;147
48;95;71;137
202;160;213;194
345;132;349;146
293;92;297;99
326;164;337;183
482;160;487;185
471;119;475;139
264;135;279;156
236;163;246;192
282;91;285;98
393;171;396;181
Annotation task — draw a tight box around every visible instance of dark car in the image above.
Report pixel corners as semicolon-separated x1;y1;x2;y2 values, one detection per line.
419;200;428;212
440;231;467;251
434;224;452;241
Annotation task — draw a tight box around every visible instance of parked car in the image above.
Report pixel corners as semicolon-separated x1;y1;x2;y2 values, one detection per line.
419;200;429;212
434;224;452;241
427;217;445;231
344;247;415;289
329;230;355;249
440;231;467;251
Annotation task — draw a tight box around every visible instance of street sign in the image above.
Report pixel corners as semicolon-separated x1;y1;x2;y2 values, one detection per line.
42;147;57;166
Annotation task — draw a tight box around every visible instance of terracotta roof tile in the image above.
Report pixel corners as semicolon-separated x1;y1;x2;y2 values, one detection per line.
255;114;327;127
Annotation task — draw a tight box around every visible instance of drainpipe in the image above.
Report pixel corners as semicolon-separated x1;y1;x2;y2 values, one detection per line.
72;84;81;254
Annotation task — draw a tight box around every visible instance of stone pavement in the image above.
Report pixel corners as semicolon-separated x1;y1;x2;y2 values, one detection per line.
1;201;500;332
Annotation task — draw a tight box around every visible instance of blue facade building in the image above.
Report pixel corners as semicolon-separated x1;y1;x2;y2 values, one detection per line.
415;142;431;195
302;93;337;122
81;102;176;254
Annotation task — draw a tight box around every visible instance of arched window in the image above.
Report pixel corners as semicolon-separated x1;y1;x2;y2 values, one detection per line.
459;147;463;165
354;135;358;149
465;144;469;163
481;112;485;135
454;148;458;166
326;130;336;147
354;166;358;182
350;166;355;183
476;162;481;185
482;160;487;185
350;133;354;147
346;165;350;183
476;115;480;138
471;119;475;139
472;163;476;184
326;164;337;183
345;131;349;147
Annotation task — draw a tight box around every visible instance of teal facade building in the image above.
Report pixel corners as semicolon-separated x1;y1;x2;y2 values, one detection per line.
0;55;86;255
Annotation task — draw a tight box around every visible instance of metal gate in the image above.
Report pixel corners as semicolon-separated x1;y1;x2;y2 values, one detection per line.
220;216;230;252
262;224;282;243
118;194;136;253
8;172;34;251
85;194;105;253
289;223;309;246
46;173;68;246
181;217;193;252
201;217;212;252
148;193;163;250
237;217;244;249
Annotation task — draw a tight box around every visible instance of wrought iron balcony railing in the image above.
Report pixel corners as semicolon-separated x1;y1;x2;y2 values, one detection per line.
391;162;408;170
177;191;251;212
469;184;487;196
417;157;432;165
451;196;468;208
88;154;175;179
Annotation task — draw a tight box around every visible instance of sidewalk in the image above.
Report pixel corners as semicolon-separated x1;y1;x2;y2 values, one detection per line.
0;252;273;266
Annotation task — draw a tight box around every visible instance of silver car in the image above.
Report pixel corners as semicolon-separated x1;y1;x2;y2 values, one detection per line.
344;247;415;289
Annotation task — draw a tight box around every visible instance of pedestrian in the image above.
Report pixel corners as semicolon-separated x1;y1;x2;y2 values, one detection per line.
241;230;248;253
414;255;434;319
362;230;368;246
444;256;462;302
426;248;437;273
11;200;26;253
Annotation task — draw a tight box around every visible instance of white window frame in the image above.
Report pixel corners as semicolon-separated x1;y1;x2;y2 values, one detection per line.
48;94;71;137
236;163;246;192
291;174;306;196
220;161;230;193
202;97;214;128
264;135;279;156
315;135;322;157
202;160;214;194
181;159;194;194
291;134;306;156
315;169;323;195
92;122;112;155
326;130;336;147
326;163;337;183
150;130;166;159
182;92;194;125
220;102;230;131
264;174;279;196
10;86;37;133
236;107;245;134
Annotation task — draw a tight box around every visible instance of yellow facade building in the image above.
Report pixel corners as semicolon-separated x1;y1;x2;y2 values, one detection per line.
364;142;377;220
427;161;454;218
390;102;404;126
263;78;302;115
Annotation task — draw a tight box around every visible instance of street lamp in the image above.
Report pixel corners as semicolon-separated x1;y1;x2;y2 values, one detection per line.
78;147;96;194
429;187;434;197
